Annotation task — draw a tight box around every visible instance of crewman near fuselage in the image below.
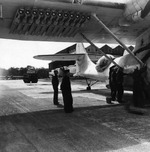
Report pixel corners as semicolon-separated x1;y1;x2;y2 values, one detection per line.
109;65;124;103
116;67;124;103
60;69;74;113
52;70;59;105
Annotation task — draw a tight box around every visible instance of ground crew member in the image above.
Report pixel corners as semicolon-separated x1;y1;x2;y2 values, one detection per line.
132;66;146;108
52;70;59;105
109;65;117;102
60;69;74;113
125;65;147;114
116;67;124;103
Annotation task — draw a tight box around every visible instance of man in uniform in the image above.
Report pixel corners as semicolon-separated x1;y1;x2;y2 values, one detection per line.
52;70;59;105
108;65;124;103
125;65;147;114
132;66;146;108
109;65;117;102
60;69;74;113
116;67;124;103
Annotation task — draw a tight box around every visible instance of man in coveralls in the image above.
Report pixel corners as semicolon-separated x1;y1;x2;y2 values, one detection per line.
60;69;74;113
109;65;124;103
125;65;148;114
132;66;147;108
52;70;59;105
109;65;117;102
116;67;124;103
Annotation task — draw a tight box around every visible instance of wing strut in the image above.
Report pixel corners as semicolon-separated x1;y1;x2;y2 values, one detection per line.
92;13;144;67
80;33;120;68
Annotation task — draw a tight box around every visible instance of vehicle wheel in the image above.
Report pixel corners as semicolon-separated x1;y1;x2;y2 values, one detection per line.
31;75;38;83
23;78;30;83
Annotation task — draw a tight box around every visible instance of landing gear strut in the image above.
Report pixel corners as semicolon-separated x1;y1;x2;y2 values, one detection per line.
86;85;91;90
85;79;99;90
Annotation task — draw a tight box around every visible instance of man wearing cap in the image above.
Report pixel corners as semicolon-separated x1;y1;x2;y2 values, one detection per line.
60;69;74;113
52;70;59;105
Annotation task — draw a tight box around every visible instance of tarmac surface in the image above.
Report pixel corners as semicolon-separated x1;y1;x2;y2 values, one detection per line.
0;79;150;152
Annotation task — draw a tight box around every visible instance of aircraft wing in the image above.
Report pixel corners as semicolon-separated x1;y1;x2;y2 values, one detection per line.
34;54;85;61
34;54;102;61
1;0;150;45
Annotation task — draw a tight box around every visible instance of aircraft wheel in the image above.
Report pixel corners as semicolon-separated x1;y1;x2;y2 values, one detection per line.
86;86;91;90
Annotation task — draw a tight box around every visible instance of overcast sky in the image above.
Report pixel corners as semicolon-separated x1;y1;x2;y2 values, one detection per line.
0;38;114;69
0;39;76;69
0;38;118;69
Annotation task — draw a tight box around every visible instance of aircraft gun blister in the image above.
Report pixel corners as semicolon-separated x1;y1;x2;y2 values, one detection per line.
10;7;90;38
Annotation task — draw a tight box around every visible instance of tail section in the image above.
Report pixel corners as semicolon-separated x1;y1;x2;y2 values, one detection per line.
75;43;95;76
76;43;88;54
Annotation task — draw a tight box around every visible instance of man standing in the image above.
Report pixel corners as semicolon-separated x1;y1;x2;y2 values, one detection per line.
116;67;124;103
52;70;59;105
125;66;147;114
108;65;124;103
109;65;117;102
132;67;146;108
60;69;74;113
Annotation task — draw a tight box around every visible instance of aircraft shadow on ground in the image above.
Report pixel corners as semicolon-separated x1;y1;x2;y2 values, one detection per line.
40;89;132;101
39;84;51;86
40;89;108;95
90;89;133;100
0;103;120;119
0;104;144;152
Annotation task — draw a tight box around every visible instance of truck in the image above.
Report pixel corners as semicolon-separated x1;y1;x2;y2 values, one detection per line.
23;66;38;83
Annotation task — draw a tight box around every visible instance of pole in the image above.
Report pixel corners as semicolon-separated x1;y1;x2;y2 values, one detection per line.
92;13;144;67
80;33;120;68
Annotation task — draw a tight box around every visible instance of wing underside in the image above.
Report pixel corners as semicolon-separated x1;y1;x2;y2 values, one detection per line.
0;0;131;44
1;0;150;45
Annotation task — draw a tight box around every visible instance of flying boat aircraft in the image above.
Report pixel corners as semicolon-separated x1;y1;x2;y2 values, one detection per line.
34;43;116;89
34;43;147;90
0;0;150;90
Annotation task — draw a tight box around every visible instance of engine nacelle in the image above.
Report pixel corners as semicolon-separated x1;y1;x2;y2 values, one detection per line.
124;0;150;22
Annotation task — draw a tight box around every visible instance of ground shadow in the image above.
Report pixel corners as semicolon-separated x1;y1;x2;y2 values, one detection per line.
0;104;147;152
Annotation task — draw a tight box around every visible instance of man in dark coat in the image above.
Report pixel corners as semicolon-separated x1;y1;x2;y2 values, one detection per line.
109;65;124;103
125;66;148;114
60;69;73;113
132;66;146;108
52;70;59;105
116;67;124;103
109;65;117;102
